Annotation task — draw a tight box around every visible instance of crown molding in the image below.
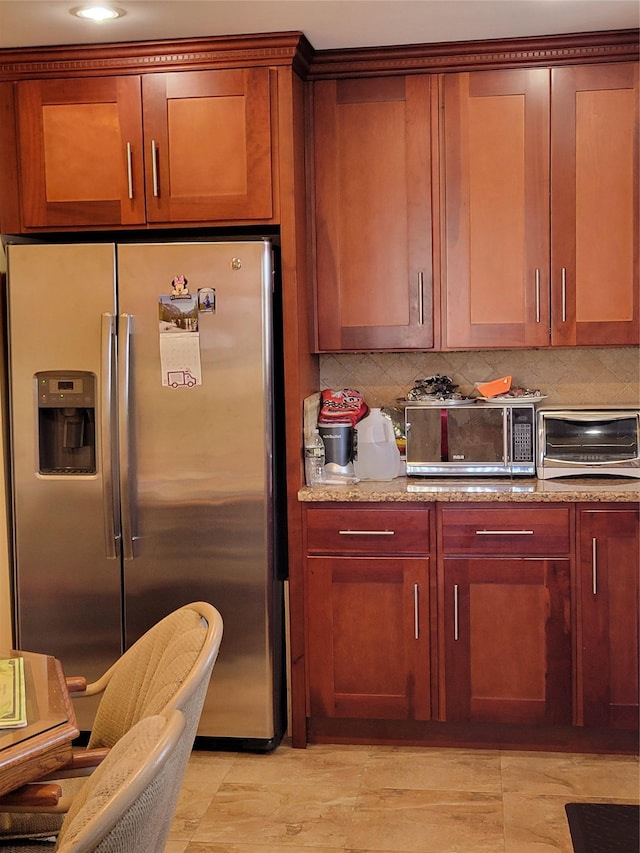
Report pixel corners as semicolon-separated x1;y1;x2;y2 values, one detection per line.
0;31;315;81
307;29;640;79
0;29;635;83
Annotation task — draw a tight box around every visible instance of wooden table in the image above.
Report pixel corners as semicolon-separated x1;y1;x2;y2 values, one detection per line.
0;650;79;797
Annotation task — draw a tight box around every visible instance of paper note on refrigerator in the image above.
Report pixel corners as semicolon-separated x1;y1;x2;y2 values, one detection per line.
158;295;202;387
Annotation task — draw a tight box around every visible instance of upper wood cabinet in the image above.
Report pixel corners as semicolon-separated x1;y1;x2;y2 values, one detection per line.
311;76;434;351
15;67;273;229
551;64;638;346
442;62;639;349
141;69;272;223
17;76;145;227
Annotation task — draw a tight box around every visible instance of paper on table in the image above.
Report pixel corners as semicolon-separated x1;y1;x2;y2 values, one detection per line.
0;657;27;728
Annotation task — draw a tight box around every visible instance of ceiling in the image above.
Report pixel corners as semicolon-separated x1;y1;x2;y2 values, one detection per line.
0;0;638;53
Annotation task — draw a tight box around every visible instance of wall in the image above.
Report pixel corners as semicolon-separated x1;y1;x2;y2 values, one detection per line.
320;346;640;409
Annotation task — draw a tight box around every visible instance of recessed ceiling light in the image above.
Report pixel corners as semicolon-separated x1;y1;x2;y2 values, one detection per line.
71;5;126;23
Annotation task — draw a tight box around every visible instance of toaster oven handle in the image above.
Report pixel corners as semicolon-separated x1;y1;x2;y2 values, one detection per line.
545;411;636;423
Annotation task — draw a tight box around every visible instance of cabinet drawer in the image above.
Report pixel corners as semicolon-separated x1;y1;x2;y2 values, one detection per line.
441;506;570;555
306;508;430;555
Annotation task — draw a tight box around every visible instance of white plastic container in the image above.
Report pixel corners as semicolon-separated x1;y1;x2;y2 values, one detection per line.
353;408;401;481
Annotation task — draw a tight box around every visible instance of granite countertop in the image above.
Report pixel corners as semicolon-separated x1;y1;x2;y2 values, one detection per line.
298;476;640;503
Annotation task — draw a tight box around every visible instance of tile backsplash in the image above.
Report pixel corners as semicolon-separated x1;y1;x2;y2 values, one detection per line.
320;347;640;408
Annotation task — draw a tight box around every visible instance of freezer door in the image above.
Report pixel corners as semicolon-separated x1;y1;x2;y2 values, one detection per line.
116;241;280;741
7;243;122;728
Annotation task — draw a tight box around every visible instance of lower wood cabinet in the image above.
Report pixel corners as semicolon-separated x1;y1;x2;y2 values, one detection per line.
306;556;431;720
439;505;572;726
300;500;638;751
441;557;571;725
305;506;432;721
577;505;639;731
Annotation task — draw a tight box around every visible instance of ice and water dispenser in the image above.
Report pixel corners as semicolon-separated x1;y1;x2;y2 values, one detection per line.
36;371;96;474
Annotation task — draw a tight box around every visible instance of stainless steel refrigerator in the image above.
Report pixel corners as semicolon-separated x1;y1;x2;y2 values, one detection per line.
4;239;286;750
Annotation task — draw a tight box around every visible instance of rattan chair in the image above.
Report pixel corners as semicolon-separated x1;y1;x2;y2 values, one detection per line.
0;709;188;852
0;601;223;842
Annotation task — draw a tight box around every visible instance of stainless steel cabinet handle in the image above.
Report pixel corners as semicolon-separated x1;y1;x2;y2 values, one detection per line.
418;272;425;325
535;268;541;323
561;268;567;323
475;529;534;535
414;583;419;640
126;142;133;199
151;139;159;197
118;314;136;560
453;584;459;641
592;537;598;595
101;313;121;559
338;529;395;536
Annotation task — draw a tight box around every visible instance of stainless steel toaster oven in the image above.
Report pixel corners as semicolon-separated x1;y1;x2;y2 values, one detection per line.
537;407;640;479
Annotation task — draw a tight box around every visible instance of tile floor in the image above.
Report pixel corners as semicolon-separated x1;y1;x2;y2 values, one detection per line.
167;740;639;853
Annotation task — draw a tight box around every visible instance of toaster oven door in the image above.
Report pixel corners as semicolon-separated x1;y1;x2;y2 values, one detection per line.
541;412;640;464
536;409;640;479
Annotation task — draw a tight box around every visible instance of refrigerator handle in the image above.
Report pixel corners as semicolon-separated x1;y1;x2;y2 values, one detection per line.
101;313;121;559
118;314;136;560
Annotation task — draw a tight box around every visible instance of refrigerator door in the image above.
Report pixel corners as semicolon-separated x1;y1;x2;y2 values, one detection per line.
116;241;280;741
7;243;122;727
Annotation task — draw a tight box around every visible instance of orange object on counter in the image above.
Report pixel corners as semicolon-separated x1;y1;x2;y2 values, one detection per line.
476;376;512;397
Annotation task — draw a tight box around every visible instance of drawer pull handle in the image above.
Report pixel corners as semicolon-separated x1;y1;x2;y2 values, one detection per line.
475;530;534;535
592;537;598;595
453;584;459;641
414;583;419;640
338;530;395;536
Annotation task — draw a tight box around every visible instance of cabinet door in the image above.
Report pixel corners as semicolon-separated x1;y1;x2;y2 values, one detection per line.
442;69;550;348
313;76;433;350
306;556;431;720
578;508;639;729
551;63;639;346
142;68;272;223
17;77;145;227
442;558;571;724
